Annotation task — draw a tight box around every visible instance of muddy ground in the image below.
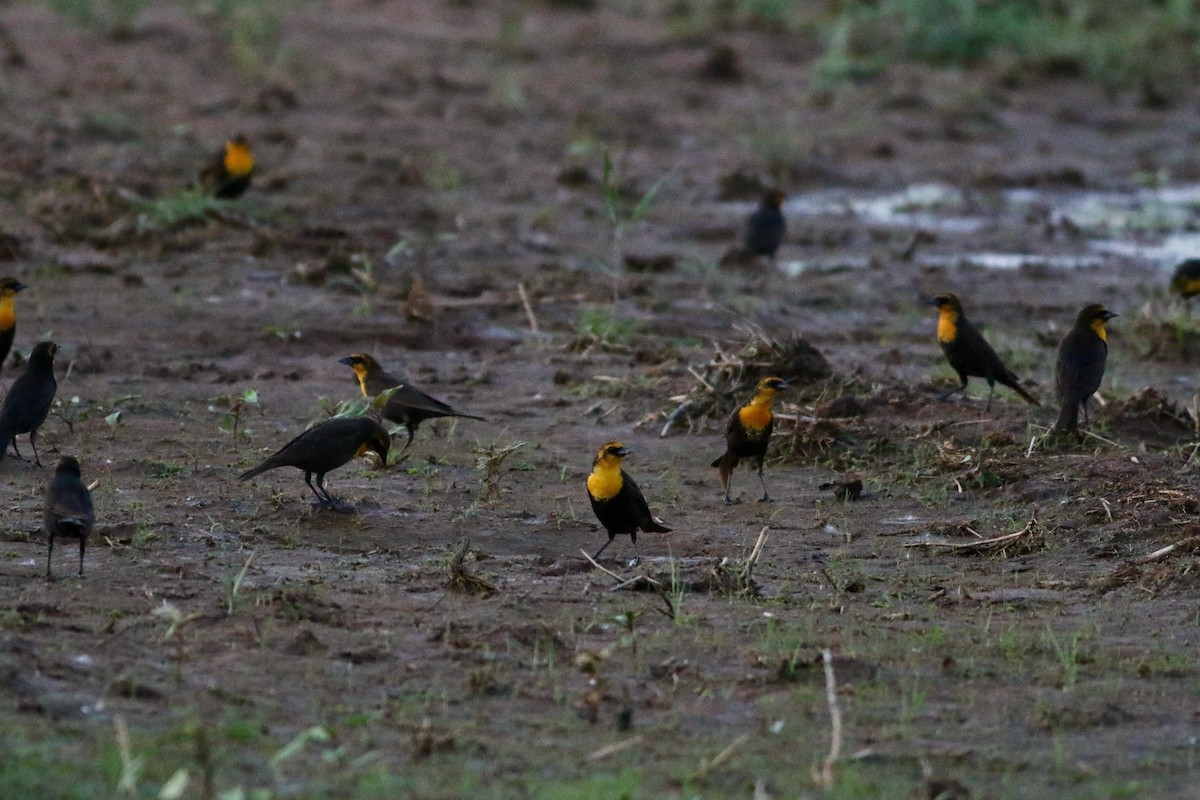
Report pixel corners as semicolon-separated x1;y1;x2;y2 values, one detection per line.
3;2;1200;798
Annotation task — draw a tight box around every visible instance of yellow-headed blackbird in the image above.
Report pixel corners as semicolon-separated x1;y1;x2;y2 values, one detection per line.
44;456;93;579
1170;259;1200;300
711;376;788;505
1054;303;1117;434
0;340;57;466
0;277;26;371
744;189;786;261
198;135;254;199
586;441;670;564
339;353;485;449
238;416;390;510
931;293;1039;411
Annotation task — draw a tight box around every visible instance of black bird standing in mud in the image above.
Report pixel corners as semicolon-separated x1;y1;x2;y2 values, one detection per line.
743;189;786;263
0;340;58;466
586;441;671;566
44;456;94;579
930;292;1039;411
1054;303;1117;434
712;376;788;505
198;135;254;199
339;353;485;449
238;416;391;511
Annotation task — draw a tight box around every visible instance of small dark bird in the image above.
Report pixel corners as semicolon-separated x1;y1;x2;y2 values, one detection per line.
586;441;671;565
931;293;1039;411
198;135;254;199
44;456;94;579
0;277;27;371
339;353;485;449
712;376;788;505
1170;259;1200;300
743;189;786;262
0;340;58;466
1054;303;1117;434
238;416;390;511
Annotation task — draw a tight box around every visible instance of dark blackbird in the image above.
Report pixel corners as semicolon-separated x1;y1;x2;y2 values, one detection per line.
339;353;485;449
931;293;1039;410
0;340;57;466
0;277;26;371
44;456;94;579
198;135;254;199
1054;303;1117;434
743;189;786;261
238;416;390;511
1171;259;1200;300
711;376;788;505
586;441;670;565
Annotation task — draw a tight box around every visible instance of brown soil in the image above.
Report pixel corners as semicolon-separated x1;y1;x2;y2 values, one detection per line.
2;3;1200;799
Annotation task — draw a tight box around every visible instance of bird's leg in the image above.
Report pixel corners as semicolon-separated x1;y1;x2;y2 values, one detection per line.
628;536;640;568
593;534;615;561
986;381;996;412
402;425;416;451
316;474;353;513
10;437;23;460
78;538;85;578
29;432;41;467
303;472;328;507
757;460;771;502
45;532;54;580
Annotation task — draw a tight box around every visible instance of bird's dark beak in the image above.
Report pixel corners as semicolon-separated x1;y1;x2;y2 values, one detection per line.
1104;312;1119;321
338;356;354;366
616;447;631;457
776;380;790;390
14;282;27;293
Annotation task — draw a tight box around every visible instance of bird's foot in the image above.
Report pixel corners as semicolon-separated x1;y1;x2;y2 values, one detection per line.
723;496;734;506
312;499;355;514
627;556;641;568
759;494;773;503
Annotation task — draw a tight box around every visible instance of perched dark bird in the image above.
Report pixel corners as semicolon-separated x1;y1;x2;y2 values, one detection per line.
339;353;485;449
44;456;94;579
743;189;786;262
711;376;788;505
0;277;27;371
1170;259;1200;300
586;441;670;565
931;293;1039;411
1054;304;1117;434
0;340;58;466
238;416;390;511
198;135;254;199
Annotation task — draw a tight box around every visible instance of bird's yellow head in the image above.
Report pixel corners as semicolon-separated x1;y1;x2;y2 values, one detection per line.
593;441;630;469
751;376;789;403
339;353;381;394
223;135;254;178
1078;303;1117;342
930;293;963;343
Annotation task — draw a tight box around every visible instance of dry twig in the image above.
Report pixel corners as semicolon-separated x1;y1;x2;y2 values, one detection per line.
811;649;842;789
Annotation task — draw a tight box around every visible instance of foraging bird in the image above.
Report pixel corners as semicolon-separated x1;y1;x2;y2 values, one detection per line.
743;189;786;262
0;340;58;466
930;293;1039;411
0;277;27;371
44;456;94;579
198;135;254;199
339;353;485;449
1054;303;1117;434
238;416;391;511
1170;259;1200;300
711;376;788;505
586;441;670;565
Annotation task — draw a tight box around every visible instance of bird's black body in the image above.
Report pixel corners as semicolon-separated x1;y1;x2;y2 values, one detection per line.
339;353;484;449
711;377;788;504
1055;304;1116;434
743;189;786;260
932;293;1038;410
238;416;390;509
0;340;57;466
586;442;670;564
44;456;93;579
